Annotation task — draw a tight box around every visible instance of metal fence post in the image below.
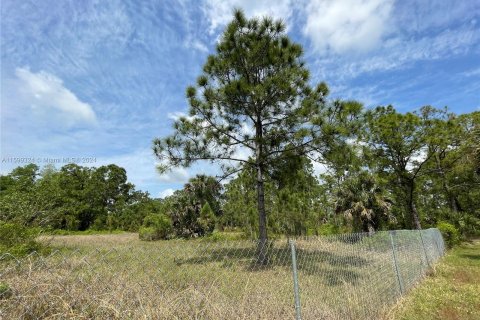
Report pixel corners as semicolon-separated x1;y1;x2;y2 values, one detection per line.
389;231;404;295
289;240;302;320
418;230;431;269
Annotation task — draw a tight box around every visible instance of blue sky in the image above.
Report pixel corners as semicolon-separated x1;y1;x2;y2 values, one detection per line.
1;0;479;198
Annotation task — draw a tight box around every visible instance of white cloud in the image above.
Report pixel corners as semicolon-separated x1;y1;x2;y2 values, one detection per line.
156;166;191;183
406;147;428;172
185;39;209;53
13;68;97;125
95;148;159;187
231;146;252;161
203;0;293;34
159;188;175;198
303;0;394;54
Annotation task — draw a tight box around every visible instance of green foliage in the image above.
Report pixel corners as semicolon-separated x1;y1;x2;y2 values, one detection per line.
198;203;216;234
0;222;42;256
0;163;154;233
0;11;478;243
164;176;220;238
437;221;460;248
334;171;392;233
0;282;12;299
223;156;328;238
139;213;172;241
205;230;246;241
318;223;340;236
187;175;223;218
153;9;362;242
456;214;480;238
365;106;430;229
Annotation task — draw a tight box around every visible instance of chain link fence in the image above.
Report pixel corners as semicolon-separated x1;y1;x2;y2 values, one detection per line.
0;228;445;319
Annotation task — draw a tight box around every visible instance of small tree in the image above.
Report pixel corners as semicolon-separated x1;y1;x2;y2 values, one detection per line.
198;202;216;235
139;213;172;241
154;10;361;263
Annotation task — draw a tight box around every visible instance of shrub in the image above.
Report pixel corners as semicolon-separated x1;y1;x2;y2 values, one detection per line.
206;230;245;241
138;214;172;241
318;223;340;236
198;203;216;236
0;222;42;256
437;221;460;248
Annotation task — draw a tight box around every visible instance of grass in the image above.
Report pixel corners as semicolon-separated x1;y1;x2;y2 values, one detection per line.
44;229;127;236
0;230;444;319
388;239;480;320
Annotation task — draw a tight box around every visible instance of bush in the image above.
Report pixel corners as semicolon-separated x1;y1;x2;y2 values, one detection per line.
138;214;172;241
437;221;460;248
0;222;42;256
198;203;216;236
318;223;340;236
206;230;245;241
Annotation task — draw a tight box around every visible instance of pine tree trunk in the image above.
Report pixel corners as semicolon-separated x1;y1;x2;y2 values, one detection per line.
255;113;268;266
256;163;269;265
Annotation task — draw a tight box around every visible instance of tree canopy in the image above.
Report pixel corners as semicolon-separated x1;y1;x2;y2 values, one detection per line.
1;11;479;245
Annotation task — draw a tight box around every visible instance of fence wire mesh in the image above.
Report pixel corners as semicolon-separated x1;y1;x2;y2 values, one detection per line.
0;228;445;319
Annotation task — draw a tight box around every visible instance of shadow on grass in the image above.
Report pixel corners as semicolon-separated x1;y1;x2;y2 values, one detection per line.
174;245;368;287
459;253;480;261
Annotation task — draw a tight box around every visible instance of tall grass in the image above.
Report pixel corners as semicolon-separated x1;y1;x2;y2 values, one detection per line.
0;231;443;319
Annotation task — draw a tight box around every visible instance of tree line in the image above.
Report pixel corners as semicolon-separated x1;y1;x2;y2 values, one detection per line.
1;10;479;247
1;103;478;242
153;9;479;253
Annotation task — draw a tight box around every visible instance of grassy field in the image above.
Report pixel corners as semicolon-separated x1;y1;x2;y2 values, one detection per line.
388;239;480;320
0;231;443;319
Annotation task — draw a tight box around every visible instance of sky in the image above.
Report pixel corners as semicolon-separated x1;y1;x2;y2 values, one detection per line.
1;0;479;198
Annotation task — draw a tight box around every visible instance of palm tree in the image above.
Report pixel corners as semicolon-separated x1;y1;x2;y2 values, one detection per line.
335;171;392;234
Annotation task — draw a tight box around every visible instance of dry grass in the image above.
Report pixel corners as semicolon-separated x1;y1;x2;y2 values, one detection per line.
0;231;442;319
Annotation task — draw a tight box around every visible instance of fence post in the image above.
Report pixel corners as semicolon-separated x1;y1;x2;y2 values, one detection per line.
289;240;302;320
389;231;404;295
418;230;431;269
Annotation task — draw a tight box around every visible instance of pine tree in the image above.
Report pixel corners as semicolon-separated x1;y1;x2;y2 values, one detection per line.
154;9;361;263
